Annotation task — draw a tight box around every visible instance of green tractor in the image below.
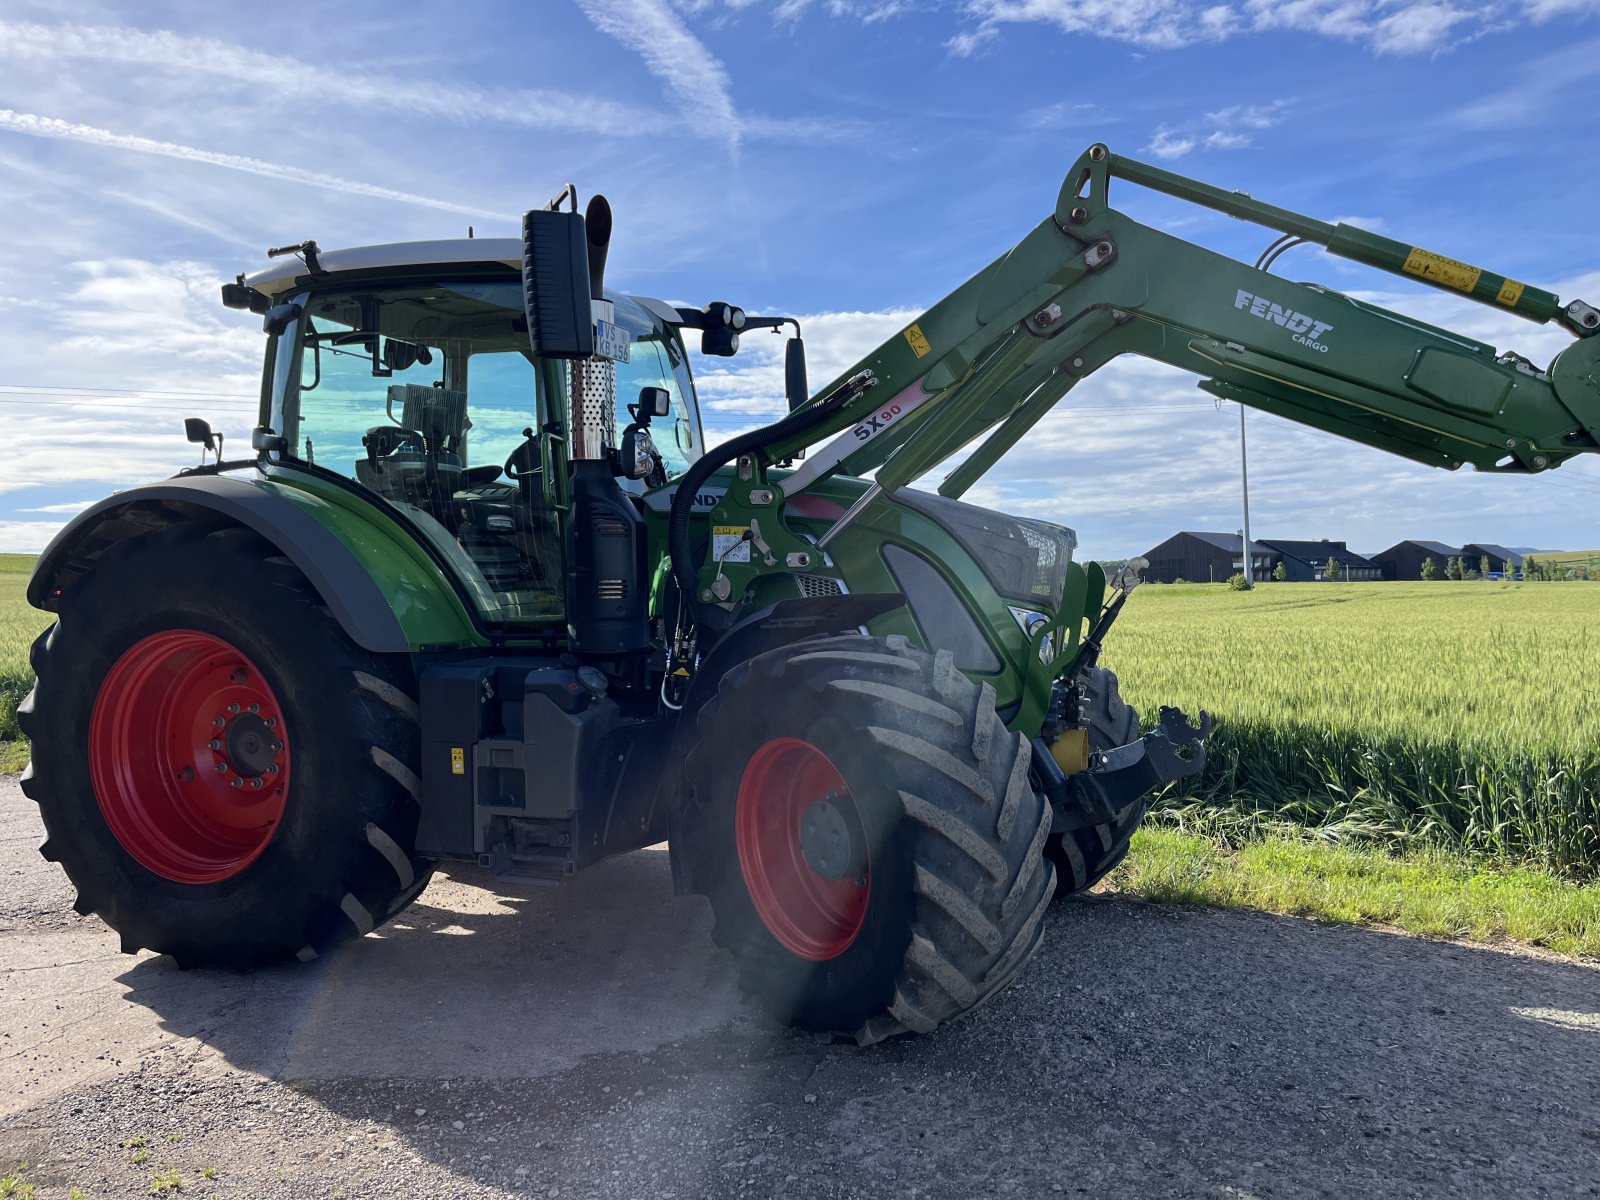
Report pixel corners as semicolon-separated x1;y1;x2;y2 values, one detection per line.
22;146;1599;1042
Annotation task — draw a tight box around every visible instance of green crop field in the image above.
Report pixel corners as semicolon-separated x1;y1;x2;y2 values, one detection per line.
0;555;49;748
1105;581;1600;877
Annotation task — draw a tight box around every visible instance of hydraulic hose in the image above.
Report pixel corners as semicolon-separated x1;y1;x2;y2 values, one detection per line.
668;373;872;622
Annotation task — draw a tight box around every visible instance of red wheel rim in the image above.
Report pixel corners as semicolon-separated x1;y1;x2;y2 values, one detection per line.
89;630;291;884
735;737;869;961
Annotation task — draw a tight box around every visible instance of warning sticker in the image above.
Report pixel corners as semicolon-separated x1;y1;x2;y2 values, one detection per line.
1496;278;1526;307
712;526;751;563
1402;247;1482;294
904;323;932;358
451;747;465;776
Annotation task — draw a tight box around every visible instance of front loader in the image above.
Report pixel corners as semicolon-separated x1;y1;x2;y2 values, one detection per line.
22;146;1599;1042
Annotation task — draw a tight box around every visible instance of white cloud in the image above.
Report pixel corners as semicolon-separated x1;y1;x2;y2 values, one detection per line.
1368;2;1475;53
0;19;662;139
19;500;96;514
575;0;743;150
1145;127;1198;159
0;110;503;219
932;0;1594;56
0;520;70;553
1146;99;1289;157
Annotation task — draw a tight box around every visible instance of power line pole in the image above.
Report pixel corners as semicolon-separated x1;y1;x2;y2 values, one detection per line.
1239;403;1254;588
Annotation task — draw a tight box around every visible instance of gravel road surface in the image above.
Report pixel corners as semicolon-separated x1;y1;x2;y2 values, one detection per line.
2;774;1597;1198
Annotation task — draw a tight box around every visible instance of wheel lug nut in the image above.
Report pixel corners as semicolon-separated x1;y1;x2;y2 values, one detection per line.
227;703;241;714
249;778;264;790
264;717;278;729
230;778;243;789
266;764;279;775
214;762;229;774
247;703;260;714
269;740;283;752
208;739;223;751
213;717;226;728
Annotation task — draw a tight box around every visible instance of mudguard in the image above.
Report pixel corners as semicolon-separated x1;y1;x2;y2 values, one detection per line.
28;474;413;653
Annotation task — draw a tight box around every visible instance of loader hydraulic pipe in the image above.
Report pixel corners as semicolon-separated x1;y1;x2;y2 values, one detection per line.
1102;151;1584;334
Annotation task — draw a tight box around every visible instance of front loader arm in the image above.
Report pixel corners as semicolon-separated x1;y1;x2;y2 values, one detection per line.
766;142;1599;515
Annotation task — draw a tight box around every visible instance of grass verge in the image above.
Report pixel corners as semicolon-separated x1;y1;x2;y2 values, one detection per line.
1114;825;1600;960
0;739;27;774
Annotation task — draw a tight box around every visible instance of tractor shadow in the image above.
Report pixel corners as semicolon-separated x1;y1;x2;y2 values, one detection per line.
114;875;1600;1197
114;846;761;1083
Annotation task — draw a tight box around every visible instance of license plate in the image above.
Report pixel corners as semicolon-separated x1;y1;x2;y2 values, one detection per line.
595;320;632;363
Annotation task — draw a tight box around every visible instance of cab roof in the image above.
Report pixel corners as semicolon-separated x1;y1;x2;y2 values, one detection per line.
240;237;680;327
244;238;523;297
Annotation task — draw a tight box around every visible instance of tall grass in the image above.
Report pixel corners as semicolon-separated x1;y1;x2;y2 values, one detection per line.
0;555;49;744
1105;582;1600;877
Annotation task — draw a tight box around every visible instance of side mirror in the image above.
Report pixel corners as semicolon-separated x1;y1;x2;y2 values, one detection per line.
636;386;670;422
521;208;594;359
184;417;216;451
263;302;300;337
785;335;809;412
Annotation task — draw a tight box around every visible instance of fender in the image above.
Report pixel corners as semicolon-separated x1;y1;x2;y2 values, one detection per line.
29;474;413;653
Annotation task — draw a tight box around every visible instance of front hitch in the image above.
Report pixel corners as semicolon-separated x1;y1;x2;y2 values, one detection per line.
1033;705;1212;832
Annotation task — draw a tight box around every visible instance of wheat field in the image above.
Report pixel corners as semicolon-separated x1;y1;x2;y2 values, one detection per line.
1105;581;1600;875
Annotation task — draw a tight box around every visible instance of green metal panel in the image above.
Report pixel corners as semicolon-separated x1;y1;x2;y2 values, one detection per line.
257;466;485;650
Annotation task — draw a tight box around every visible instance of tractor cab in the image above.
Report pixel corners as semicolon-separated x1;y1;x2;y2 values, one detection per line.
238;240;704;626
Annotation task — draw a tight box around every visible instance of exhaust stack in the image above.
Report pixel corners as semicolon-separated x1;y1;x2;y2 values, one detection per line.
570;195;617;462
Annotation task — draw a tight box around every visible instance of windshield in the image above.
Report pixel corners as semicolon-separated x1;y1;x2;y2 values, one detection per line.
274;281;699;481
269;278;701;626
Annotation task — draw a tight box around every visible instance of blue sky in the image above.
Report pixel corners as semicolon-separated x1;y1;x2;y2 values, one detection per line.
0;0;1596;559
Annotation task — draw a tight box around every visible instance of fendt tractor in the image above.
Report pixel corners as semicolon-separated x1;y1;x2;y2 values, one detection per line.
22;146;1600;1042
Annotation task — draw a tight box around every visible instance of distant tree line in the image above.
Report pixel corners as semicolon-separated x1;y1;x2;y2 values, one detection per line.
1418;553;1596;581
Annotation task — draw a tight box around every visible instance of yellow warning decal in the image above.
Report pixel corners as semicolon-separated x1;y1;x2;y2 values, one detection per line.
1402;247;1482;294
1496;278;1526;307
451;747;465;776
904;323;932;358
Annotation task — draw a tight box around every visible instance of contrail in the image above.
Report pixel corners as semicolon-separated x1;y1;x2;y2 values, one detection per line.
0;109;505;219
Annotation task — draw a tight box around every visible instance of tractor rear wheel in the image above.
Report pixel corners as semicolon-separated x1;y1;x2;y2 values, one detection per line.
676;634;1054;1044
1044;666;1147;898
19;523;431;966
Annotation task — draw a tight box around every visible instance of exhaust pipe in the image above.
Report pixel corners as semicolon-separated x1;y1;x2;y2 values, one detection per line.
585;195;611;300
570;194;616;463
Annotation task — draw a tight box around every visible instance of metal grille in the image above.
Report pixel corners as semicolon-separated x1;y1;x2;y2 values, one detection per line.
795;574;845;598
569;356;616;460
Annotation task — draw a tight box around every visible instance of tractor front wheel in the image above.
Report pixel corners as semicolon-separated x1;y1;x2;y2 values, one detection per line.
676;634;1055;1044
1044;666;1148;898
19;523;431;966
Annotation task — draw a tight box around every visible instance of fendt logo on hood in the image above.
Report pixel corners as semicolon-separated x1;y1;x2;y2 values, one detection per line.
1234;289;1334;353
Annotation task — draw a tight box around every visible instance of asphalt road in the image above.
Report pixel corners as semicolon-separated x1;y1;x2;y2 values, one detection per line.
2;774;1598;1199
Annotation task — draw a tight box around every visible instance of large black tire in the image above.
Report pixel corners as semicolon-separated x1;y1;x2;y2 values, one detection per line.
18;522;432;967
675;633;1054;1044
1044;665;1146;898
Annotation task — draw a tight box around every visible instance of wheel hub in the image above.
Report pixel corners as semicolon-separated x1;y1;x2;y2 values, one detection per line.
799;794;865;882
222;713;279;778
